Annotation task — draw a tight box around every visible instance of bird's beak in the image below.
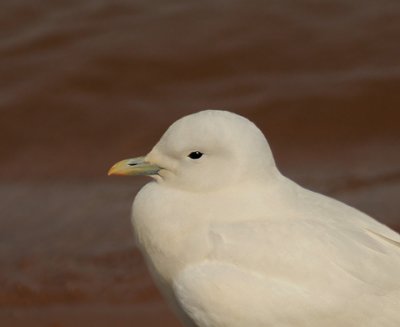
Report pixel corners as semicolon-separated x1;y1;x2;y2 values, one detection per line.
108;156;160;176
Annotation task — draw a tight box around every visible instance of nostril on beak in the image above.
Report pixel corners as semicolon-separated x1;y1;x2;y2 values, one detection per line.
128;163;137;166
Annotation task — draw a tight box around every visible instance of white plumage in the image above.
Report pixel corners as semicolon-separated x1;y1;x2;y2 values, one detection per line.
111;110;400;327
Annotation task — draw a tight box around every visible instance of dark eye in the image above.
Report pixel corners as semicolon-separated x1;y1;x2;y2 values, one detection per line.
188;151;203;159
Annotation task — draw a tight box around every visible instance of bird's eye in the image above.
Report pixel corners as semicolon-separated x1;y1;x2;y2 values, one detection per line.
188;151;203;159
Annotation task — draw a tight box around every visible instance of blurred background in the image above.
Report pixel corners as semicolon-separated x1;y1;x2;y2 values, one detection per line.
1;0;399;326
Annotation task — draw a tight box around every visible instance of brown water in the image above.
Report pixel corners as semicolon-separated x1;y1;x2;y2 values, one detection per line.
1;0;400;326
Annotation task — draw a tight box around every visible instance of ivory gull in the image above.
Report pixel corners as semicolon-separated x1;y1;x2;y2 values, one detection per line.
109;110;400;327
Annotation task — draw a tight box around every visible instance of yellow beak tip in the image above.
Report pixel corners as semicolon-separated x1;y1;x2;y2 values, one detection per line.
107;166;117;176
107;166;125;176
107;162;127;176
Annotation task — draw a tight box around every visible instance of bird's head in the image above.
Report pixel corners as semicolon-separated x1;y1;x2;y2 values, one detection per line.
108;110;277;192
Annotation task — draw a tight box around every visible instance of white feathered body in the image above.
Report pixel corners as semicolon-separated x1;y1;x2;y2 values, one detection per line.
132;174;400;327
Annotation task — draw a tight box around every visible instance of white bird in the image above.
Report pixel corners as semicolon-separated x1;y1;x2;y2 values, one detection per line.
108;110;400;327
